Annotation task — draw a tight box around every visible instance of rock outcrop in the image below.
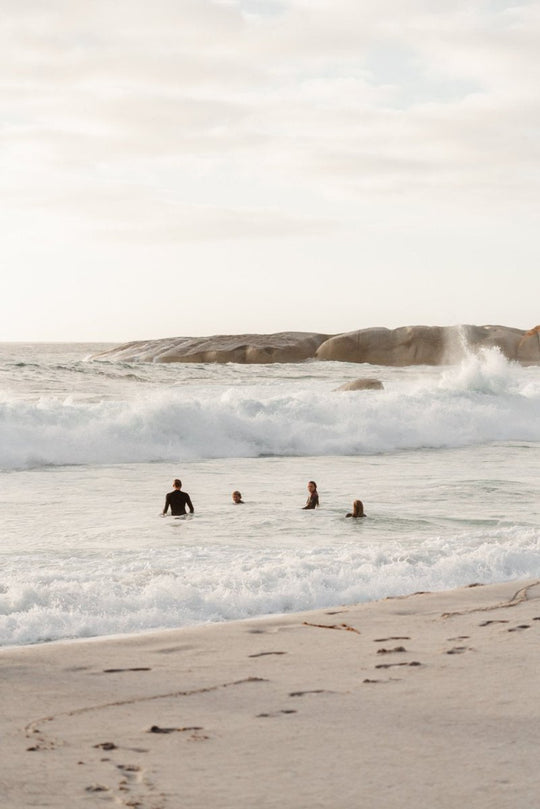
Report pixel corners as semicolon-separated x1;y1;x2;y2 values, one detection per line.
91;325;540;366
517;325;540;363
92;332;331;364
317;326;447;366
316;325;540;366
334;378;384;391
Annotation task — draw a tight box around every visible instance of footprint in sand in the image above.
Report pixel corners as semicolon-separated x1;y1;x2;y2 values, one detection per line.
373;636;411;642
508;625;531;632
257;709;298;718
288;690;327;697
115;763;154;802
479;620;509;627
102;667;151;673
26;732;56;752
376;646;407;654
148;725;203;734
248;651;287;658
117;764;141;774
375;661;422;669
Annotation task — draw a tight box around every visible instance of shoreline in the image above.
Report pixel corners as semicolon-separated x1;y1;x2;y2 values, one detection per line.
2;578;540;808
2;571;533;653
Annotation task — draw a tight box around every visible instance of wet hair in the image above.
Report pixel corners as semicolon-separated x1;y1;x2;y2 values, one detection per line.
352;499;365;517
308;480;317;489
232;490;242;499
173;479;182;488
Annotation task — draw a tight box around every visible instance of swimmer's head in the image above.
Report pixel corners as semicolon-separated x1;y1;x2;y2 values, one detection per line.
173;479;182;489
232;490;243;503
352;499;365;517
307;480;317;493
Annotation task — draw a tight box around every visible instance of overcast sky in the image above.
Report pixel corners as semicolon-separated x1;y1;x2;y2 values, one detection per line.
1;0;539;341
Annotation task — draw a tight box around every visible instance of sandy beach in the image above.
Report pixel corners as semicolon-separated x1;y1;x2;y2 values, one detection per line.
2;579;540;808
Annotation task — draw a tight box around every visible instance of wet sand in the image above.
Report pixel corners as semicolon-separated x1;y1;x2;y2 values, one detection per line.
2;579;540;808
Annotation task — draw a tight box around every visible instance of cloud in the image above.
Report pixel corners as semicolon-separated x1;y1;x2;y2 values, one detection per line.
1;176;335;242
2;0;540;244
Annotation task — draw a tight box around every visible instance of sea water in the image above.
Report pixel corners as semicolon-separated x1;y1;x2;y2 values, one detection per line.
0;342;539;647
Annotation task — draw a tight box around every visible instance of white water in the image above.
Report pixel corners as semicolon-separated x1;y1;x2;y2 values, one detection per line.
0;343;539;647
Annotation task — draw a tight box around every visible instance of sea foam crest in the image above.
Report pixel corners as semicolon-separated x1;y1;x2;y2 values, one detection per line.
438;346;529;395
0;350;538;469
1;524;539;646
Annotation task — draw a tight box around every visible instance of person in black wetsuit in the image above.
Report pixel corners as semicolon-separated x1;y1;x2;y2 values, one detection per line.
162;479;194;516
302;480;319;510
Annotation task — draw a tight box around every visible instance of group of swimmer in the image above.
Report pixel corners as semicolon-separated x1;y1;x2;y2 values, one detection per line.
162;479;366;518
301;481;366;517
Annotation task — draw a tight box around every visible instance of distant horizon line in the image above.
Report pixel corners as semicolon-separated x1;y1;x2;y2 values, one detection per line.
1;321;537;346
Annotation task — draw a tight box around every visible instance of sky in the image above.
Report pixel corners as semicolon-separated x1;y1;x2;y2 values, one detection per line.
1;0;539;342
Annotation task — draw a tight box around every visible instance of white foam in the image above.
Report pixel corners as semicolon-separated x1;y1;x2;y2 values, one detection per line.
1;525;539;646
437;346;533;395
1;346;538;647
0;350;538;469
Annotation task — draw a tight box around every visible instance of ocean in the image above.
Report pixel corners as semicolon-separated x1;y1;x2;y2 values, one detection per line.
1;341;539;647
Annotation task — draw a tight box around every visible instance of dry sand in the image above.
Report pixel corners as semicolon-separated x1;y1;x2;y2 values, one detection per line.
2;579;540;809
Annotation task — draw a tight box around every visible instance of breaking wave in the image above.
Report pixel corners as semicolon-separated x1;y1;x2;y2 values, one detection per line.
2;524;539;646
0;349;538;470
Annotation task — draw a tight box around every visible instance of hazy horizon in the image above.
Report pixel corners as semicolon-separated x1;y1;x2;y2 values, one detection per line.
2;0;539;341
1;318;538;347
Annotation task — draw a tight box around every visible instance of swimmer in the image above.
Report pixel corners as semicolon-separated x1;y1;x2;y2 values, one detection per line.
302;480;319;510
162;479;194;516
232;490;244;504
346;499;365;518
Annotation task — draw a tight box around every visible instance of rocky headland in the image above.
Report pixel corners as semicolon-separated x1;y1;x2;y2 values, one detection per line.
91;324;540;366
93;332;331;364
316;324;540;366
